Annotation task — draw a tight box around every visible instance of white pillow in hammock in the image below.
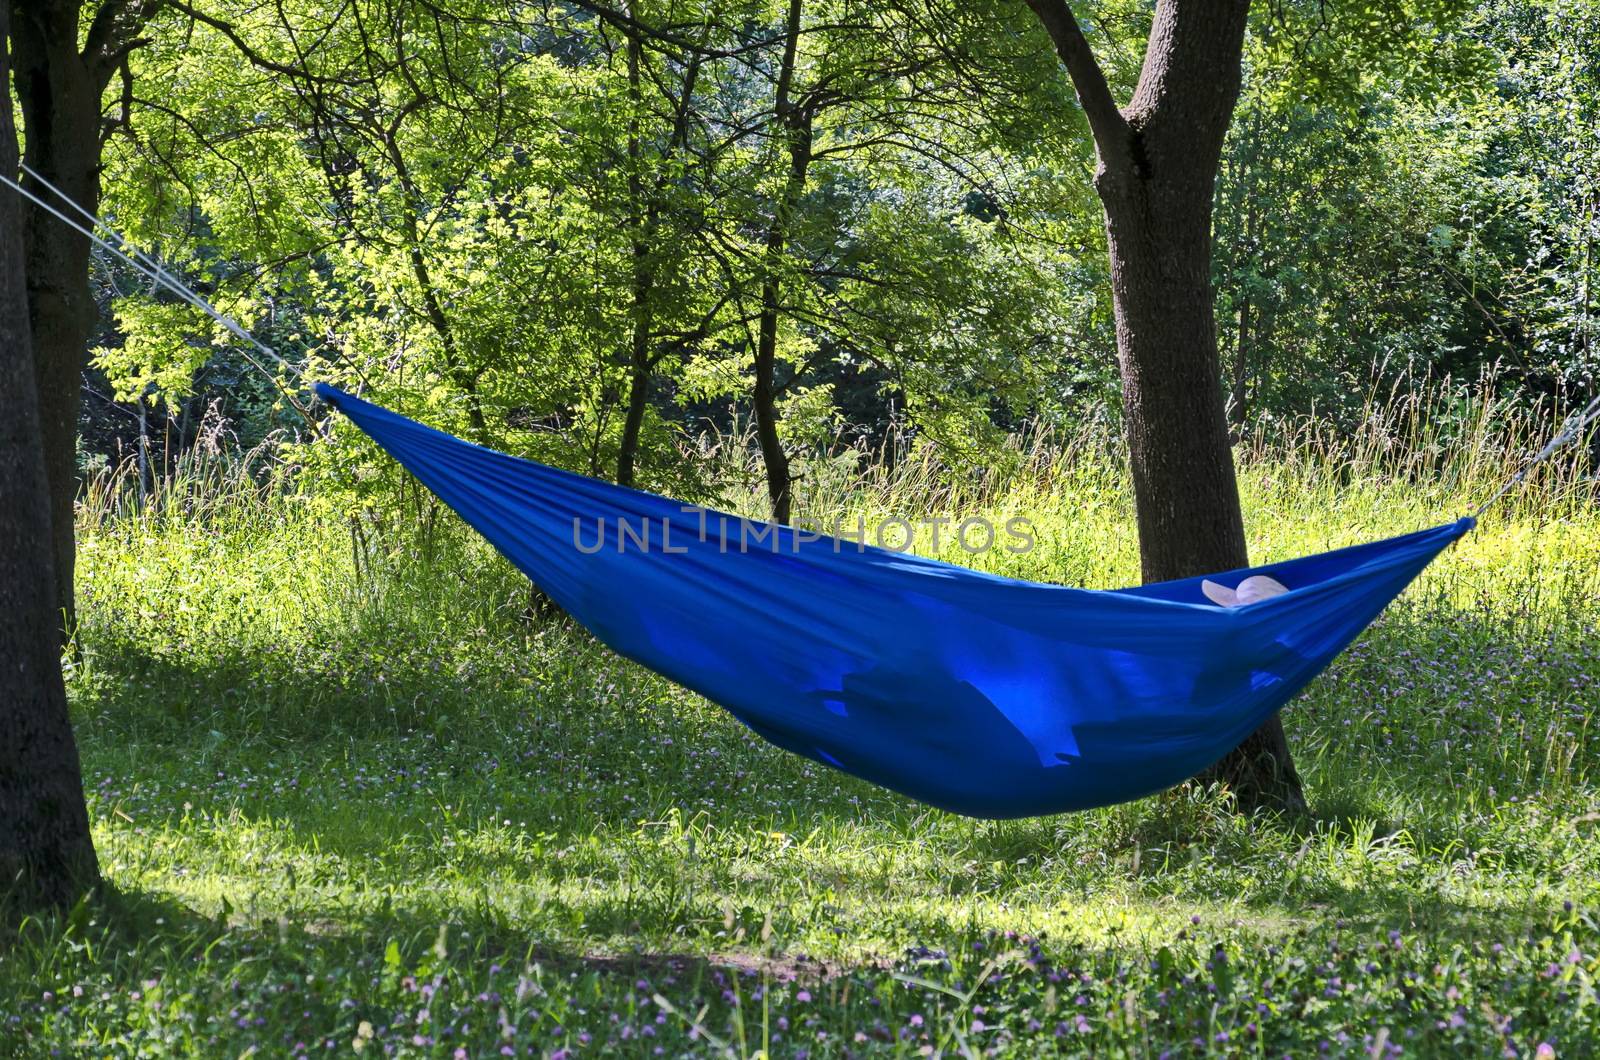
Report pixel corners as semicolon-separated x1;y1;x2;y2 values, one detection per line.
1201;574;1290;608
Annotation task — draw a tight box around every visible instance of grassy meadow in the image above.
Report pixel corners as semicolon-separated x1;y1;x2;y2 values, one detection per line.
3;390;1600;1057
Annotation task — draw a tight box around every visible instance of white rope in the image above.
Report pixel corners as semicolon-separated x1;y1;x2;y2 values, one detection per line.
1473;391;1600;518
0;165;306;397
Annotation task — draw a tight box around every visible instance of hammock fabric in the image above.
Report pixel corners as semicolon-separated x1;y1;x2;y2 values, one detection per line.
317;384;1473;818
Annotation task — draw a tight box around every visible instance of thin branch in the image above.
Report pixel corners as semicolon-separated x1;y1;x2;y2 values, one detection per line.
1022;0;1127;162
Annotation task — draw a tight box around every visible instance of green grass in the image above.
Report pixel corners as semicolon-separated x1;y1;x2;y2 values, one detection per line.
4;390;1600;1057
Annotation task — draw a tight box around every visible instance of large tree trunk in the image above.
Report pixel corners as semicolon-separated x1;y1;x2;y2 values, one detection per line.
1099;168;1304;814
1027;0;1306;813
1098;174;1249;582
12;0;104;640
0;0;102;911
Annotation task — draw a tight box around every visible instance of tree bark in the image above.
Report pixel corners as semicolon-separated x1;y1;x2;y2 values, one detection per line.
616;14;653;488
1098;172;1248;582
617;361;651;487
1229;296;1250;432
751;0;809;525
0;0;102;911
615;14;705;488
11;0;107;640
1026;0;1305;813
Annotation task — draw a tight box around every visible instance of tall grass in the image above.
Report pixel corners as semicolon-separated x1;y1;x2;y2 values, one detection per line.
75;375;1600;660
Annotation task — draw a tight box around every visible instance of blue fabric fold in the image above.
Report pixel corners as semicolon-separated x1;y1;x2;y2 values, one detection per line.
317;383;1473;818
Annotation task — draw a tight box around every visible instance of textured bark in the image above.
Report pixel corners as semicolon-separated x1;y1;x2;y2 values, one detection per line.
11;0;107;640
0;0;101;911
1026;0;1306;813
1097;174;1248;584
616;361;651;487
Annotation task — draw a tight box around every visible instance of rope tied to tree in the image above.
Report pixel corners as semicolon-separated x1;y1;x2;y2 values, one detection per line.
0;165;314;420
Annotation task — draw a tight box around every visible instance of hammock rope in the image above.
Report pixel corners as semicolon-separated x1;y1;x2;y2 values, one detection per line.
1473;391;1600;517
0;166;315;419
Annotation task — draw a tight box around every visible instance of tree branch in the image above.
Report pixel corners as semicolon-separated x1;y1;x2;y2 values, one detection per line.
162;0;368;85
82;0;135;67
1022;0;1127;161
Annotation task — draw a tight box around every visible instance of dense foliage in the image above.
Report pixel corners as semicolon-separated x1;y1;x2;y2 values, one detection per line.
80;0;1598;509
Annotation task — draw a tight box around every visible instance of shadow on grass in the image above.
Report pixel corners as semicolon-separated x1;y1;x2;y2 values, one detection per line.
72;597;1600;879
3;880;864;988
7;870;1594;1059
74;635;513;744
71;632;919;855
4;872;1565;1000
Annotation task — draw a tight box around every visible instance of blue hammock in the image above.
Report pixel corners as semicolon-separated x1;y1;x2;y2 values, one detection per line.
317;384;1473;818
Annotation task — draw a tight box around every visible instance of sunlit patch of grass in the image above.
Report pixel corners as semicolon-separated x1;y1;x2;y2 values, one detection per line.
3;383;1598;1055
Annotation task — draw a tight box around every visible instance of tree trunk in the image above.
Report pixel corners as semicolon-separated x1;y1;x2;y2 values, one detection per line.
1098;173;1250;582
616;361;650;487
752;0;808;525
0;0;101;911
614;16;704;489
1027;0;1305;813
616;14;652;489
753;287;794;524
1105;185;1301;811
12;0;104;640
1229;296;1250;433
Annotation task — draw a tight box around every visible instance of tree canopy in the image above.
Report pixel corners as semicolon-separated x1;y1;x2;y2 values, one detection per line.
59;0;1589;506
